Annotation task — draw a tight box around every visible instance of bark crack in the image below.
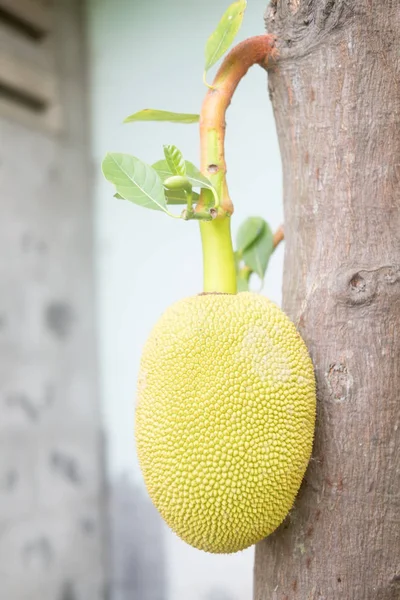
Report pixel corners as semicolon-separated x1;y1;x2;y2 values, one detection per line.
265;0;353;59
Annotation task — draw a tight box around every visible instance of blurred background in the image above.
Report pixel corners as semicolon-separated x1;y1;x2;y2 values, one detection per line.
0;0;282;598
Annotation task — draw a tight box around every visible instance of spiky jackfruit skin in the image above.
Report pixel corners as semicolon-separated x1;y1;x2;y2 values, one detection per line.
135;292;316;554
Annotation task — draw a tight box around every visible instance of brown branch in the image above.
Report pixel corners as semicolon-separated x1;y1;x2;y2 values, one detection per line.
198;35;277;213
273;224;284;249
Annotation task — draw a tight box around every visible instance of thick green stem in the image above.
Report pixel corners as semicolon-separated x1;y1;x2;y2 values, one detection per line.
199;123;236;293
200;217;237;294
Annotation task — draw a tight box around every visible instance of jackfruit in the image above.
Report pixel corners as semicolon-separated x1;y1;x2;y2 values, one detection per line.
135;292;316;553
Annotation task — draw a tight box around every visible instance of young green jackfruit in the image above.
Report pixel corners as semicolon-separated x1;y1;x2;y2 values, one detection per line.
135;292;316;554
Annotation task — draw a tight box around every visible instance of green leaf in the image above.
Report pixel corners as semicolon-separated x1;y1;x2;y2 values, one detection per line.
185;161;214;191
204;0;247;72
237;274;250;292
242;221;274;280
102;153;167;212
124;109;200;124
152;160;173;182
236;217;266;255
163;145;186;176
235;252;249;291
165;189;200;205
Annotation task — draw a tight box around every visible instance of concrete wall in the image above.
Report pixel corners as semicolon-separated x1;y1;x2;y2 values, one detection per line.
87;1;283;599
0;2;106;598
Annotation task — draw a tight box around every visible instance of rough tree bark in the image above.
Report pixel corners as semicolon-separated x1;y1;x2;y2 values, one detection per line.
254;2;400;599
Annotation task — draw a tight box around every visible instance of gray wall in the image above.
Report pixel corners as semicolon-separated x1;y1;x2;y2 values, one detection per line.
87;1;283;599
0;2;106;598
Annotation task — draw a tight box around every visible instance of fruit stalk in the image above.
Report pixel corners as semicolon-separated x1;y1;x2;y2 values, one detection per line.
198;34;277;294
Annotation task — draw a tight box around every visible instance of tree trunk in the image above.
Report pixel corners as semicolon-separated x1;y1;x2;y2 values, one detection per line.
254;2;400;599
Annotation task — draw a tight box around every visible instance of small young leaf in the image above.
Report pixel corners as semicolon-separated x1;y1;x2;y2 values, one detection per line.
102;153;167;212
242;221;274;280
153;160;215;191
204;0;247;73
124;109;200;124
165;189;200;205
163;145;186;176
236;216;266;255
164;175;192;192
